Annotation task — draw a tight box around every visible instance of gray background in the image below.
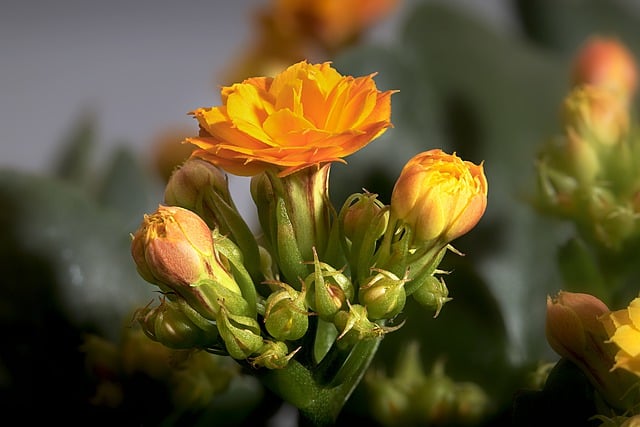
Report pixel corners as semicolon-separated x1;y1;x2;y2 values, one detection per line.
0;0;514;173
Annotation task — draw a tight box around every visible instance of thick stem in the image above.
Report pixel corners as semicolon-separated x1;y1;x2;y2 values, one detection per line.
258;337;381;426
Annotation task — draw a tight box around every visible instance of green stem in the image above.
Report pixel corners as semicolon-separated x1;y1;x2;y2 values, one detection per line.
258;337;381;426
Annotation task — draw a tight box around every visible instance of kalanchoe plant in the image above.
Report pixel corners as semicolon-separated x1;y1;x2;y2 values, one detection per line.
129;60;488;425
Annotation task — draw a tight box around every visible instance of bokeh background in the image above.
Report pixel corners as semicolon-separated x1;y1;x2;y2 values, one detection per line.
4;1;640;426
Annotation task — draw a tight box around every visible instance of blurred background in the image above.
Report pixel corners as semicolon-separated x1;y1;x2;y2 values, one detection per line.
0;0;512;174
4;0;640;425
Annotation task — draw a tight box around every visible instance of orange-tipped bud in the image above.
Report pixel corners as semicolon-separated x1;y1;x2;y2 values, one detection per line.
131;205;245;320
390;149;487;246
571;36;637;102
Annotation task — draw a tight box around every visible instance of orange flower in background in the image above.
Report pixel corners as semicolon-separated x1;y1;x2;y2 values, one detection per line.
186;61;395;177
390;149;488;244
571;36;638;101
601;296;640;377
270;0;401;51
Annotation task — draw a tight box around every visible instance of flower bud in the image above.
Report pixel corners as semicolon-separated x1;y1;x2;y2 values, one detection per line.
411;275;452;317
135;298;218;349
250;341;300;370
546;291;638;410
364;369;411;426
334;303;398;348
216;303;265;360
304;249;354;321
341;192;389;243
165;157;262;281
164;157;231;218
263;282;309;341
562;85;629;148
339;192;389;282
358;268;407;320
571;36;637;102
390;149;487;246
131;205;246;320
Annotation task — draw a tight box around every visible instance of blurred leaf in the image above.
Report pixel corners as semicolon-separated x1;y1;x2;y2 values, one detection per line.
50;110;97;187
0;169;156;340
96;144;164;232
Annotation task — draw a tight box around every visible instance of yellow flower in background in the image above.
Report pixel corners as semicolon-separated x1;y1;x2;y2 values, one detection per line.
390;149;487;245
601;296;640;377
186;61;395;177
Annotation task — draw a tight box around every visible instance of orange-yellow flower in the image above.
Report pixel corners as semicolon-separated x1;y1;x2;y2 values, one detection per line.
546;291;640;410
601;296;640;377
390;149;488;244
571;36;638;101
186;60;395;177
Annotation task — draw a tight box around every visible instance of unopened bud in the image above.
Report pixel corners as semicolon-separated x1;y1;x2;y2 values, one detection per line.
341;192;389;243
216;303;264;360
411;275;452;317
334;303;399;347
251;341;300;370
136;298;218;349
562;85;629;148
131;205;247;320
571;36;637;102
263;282;309;341
358;268;408;320
390;149;487;247
304;248;354;321
164;157;231;222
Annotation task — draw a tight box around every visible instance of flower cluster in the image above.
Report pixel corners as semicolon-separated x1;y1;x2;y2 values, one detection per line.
534;36;639;250
130;60;487;422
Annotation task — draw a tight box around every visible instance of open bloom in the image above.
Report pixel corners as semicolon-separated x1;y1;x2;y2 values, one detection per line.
186;60;395;177
601;296;640;377
390;149;487;244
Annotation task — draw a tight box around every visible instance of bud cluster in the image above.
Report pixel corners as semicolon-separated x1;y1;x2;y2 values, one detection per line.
364;341;490;426
129;147;486;371
534;36;640;250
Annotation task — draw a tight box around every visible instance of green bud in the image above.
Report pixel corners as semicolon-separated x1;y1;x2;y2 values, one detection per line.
535;158;580;216
358;268;408;320
216;303;264;360
411;361;457;425
170;351;240;409
135;297;218;349
454;382;491;425
334;304;400;348
339;192;389;282
263;282;309;341
250;341;300;370
304;248;354;321
364;369;411;426
341;192;389;242
411;275;452;317
164;157;232;224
